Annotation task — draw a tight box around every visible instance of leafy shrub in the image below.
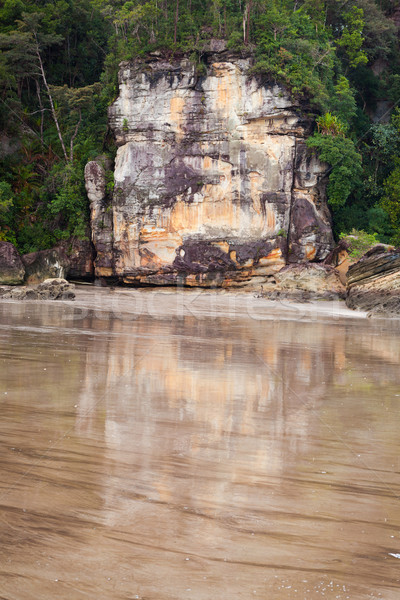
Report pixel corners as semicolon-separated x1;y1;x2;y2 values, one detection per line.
0;181;16;244
307;133;363;208
339;229;381;259
316;113;346;137
45;161;89;240
381;161;400;245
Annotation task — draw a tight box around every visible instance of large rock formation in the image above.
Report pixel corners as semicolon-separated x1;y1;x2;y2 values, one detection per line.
346;246;400;316
89;53;334;287
22;241;94;284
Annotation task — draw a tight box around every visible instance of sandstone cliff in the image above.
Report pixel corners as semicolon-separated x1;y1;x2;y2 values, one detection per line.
87;53;334;287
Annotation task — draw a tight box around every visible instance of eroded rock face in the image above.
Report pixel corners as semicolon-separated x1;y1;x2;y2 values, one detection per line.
346;247;400;317
101;55;333;286
22;248;70;285
324;239;351;285
0;242;25;285
57;238;95;281
84;159;113;277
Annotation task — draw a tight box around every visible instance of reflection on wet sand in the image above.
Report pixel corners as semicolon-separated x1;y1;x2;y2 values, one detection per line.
0;291;400;600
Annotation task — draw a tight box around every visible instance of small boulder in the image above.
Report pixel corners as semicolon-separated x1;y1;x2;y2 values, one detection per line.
37;278;75;300
0;241;25;285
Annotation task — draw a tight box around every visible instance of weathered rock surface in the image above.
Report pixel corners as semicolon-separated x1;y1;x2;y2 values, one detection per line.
346;247;400;316
84;158;114;277
0;241;25;285
22;247;70;285
23;240;95;284
95;54;334;287
324;238;351;285
0;278;75;301
261;263;345;301
57;238;94;281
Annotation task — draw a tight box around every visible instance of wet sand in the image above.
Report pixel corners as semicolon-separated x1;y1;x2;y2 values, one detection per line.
1;288;400;599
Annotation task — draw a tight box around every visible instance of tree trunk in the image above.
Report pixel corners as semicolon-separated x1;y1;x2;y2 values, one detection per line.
244;0;253;45
174;0;179;45
34;34;69;162
35;79;44;145
70;108;81;162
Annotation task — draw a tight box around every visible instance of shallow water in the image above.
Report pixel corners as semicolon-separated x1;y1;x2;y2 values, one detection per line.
1;289;400;599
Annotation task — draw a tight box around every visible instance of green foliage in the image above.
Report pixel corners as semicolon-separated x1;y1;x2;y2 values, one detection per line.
47;163;89;240
105;170;115;194
306;133;363;208
339;229;381;259
316;112;346;136
366;205;394;241
330;77;357;124
252;4;335;108
0;181;12;212
0;181;16;243
336;7;368;68
356;0;396;62
381;162;400;244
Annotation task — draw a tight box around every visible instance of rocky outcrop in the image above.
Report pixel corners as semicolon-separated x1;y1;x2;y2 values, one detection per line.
22;241;94;284
260;263;345;301
90;54;333;287
324;238;351;285
346;247;400;316
1;241;91;288
84;158;114;277
0;241;25;284
0;278;75;301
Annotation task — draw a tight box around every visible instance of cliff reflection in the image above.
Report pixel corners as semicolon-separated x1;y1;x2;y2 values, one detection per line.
73;311;400;512
2;299;400;599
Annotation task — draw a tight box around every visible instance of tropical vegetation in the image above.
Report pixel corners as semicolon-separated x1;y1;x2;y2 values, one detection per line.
0;0;399;252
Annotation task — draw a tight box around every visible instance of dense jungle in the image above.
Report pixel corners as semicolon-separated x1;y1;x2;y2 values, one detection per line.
0;0;400;253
